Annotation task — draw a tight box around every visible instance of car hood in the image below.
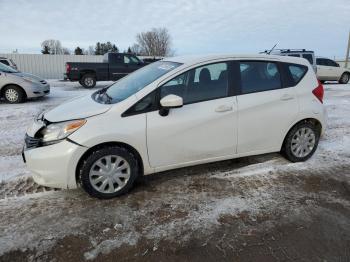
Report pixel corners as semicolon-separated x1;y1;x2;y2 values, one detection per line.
13;72;45;82
44;94;112;122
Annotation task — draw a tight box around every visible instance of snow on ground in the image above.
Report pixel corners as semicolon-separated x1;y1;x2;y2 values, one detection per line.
0;80;113;182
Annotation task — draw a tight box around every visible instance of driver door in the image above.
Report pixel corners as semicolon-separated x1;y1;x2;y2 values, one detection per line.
146;61;238;169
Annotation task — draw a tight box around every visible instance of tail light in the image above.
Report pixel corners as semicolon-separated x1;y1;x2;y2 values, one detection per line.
312;80;324;103
66;63;71;74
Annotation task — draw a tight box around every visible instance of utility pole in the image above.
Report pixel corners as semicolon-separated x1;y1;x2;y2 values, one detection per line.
345;30;350;68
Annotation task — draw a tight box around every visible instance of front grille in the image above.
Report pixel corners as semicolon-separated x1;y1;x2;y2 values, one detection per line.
25;134;40;149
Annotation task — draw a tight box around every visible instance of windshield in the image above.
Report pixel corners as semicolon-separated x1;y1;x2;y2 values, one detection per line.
0;62;18;73
93;61;181;104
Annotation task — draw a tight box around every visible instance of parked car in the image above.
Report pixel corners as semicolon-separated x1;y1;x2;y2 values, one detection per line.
0;57;18;70
0;63;50;103
262;49;317;72
65;52;147;88
23;54;326;198
316;57;350;84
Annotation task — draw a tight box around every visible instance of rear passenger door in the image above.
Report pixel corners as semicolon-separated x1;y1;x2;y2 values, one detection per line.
236;60;299;154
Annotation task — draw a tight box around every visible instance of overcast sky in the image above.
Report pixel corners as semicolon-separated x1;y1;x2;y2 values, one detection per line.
0;0;349;58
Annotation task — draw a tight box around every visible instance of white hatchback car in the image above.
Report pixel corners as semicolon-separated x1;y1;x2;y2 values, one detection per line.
23;54;326;198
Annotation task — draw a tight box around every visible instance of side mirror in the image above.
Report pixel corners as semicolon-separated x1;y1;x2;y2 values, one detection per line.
159;94;183;116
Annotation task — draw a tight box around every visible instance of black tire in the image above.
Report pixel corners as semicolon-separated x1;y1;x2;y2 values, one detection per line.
3;85;26;103
281;121;321;162
80;74;96;88
339;72;350;84
79;146;139;199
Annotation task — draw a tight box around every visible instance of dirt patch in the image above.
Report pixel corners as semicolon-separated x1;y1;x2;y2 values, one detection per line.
302;175;350;197
0;176;58;199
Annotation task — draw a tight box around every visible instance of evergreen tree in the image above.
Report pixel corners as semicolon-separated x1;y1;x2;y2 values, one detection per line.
95;42;102;55
94;41;119;55
41;45;50;54
127;47;132;53
111;44;118;52
74;46;83;55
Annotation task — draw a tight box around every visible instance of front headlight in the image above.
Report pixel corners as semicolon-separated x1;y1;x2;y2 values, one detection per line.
40;119;86;145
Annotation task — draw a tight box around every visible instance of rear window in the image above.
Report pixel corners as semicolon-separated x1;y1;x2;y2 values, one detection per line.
286;64;308;85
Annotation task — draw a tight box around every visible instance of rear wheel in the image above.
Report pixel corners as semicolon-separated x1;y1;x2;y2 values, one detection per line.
80;74;96;88
339;72;350;84
79;146;139;199
3;85;26;103
281;122;320;162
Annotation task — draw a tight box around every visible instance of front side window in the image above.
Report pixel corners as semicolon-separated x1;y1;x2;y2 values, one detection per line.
160;62;229;104
93;61;181;104
240;61;281;94
316;58;322;65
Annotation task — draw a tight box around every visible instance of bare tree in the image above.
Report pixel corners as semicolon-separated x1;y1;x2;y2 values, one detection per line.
41;39;64;54
62;47;71;55
130;43;142;55
136;28;172;56
87;45;95;55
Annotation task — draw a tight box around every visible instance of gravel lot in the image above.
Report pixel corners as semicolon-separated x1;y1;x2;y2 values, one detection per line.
0;81;350;262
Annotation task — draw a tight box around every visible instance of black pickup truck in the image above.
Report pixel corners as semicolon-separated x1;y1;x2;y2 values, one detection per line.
65;53;156;88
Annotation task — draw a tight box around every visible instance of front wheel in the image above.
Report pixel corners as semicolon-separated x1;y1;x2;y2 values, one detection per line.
339;73;350;84
3;85;26;103
79;146;139;199
281;122;320;162
80;74;96;88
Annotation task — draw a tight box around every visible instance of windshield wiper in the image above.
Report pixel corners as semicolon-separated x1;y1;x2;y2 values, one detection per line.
95;87;113;104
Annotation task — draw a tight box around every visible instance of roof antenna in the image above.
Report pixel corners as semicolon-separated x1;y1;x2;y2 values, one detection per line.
267;44;277;54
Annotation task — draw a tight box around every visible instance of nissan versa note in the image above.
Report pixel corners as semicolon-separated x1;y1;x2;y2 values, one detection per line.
23;54;326;198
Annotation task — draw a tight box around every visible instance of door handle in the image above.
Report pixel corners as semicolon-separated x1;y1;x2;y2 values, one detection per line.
215;105;233;112
280;94;294;101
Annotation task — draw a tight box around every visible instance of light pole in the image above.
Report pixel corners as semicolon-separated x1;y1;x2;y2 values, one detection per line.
345;30;350;68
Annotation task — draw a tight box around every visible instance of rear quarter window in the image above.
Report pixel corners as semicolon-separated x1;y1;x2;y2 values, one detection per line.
302;54;313;65
285;63;308;86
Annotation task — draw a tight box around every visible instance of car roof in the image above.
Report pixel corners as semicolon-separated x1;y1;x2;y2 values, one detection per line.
163;54;309;66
